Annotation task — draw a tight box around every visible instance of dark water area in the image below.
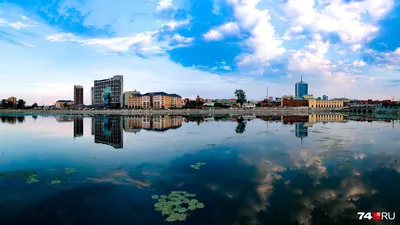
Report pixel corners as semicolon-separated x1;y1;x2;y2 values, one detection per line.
0;114;399;225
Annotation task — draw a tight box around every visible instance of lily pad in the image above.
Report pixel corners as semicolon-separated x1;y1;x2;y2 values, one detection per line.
160;195;167;199
178;208;187;213
196;202;205;209
166;213;180;222
151;195;159;199
178;213;187;221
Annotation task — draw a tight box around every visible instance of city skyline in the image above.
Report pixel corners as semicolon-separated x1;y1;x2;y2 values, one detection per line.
1;0;400;105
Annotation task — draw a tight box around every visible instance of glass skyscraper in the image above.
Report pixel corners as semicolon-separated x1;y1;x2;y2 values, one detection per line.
295;76;308;98
93;75;123;108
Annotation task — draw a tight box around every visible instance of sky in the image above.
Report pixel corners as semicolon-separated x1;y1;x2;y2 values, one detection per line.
0;0;400;105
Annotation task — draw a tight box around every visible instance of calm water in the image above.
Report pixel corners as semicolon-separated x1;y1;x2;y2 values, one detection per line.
0;114;399;225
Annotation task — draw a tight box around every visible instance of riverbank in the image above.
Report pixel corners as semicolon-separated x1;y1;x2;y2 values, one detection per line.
0;108;342;116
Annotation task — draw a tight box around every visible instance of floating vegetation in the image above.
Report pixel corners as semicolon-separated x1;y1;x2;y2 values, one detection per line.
152;191;204;222
50;176;61;185
26;174;39;184
190;162;206;170
319;144;329;149
64;168;76;174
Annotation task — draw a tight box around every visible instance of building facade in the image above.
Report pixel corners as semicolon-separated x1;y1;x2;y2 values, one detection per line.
55;100;74;108
126;92;182;109
91;87;94;105
8;97;17;104
308;114;344;123
93;75;123;108
295;76;308;98
123;90;140;107
281;99;309;107
74;85;84;105
73;117;84;137
322;95;328;100
308;99;344;108
92;117;123;149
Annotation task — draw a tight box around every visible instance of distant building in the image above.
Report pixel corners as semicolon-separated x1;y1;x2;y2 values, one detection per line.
295;76;308;98
55;100;74;108
8;97;17;104
281;99;308;107
91;87;94;105
303;94;314;100
308;114;344;123
123;90;140;107
308;99;344;108
93;75;123;108
74;85;84;105
73;118;84;138
127;92;182;109
322;95;328;100
92;117;123;149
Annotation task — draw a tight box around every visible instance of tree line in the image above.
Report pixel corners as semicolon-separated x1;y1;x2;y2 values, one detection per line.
0;99;38;109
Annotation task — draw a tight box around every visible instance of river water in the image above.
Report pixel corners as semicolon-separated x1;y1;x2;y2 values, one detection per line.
0;114;399;225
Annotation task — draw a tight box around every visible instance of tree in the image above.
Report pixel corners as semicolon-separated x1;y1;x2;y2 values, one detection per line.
32;103;38;108
0;99;8;109
234;89;247;107
235;116;246;134
7;101;14;109
17;99;25;109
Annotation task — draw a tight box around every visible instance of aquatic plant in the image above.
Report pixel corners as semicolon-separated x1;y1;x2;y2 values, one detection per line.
26;174;39;184
50;176;61;185
152;190;205;222
64;168;76;174
190;162;206;170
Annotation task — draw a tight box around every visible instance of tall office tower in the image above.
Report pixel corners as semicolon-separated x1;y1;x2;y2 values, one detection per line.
295;75;308;98
91;87;94;105
93;75;124;108
74;85;84;105
93;116;123;149
73;117;84;137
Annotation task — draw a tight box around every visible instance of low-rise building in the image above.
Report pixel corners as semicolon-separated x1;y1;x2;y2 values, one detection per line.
303;94;314;100
55;100;74;108
308;99;344;108
123;90;140;107
127;92;182;109
281;99;308;107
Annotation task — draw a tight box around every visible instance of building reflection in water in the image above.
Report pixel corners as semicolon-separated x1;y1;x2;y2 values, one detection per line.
73;118;84;138
92;116;124;149
123;115;183;134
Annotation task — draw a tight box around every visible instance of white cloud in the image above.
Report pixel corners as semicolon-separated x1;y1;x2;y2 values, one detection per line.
203;22;240;41
281;0;394;44
352;60;366;67
46;31;165;53
283;25;304;40
229;0;286;65
350;44;362;52
171;34;194;44
157;0;173;11
0;18;34;29
162;19;190;31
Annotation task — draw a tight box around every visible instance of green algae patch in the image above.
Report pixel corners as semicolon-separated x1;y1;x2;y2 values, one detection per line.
64;168;76;174
26;174;39;184
152;190;205;222
50;175;62;185
190;162;206;170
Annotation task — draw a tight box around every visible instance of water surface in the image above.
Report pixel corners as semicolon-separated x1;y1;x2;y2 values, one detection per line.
0;114;399;225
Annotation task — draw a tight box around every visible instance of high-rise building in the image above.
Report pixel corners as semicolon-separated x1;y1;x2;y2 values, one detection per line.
92;116;123;149
295;75;308;98
8;97;17;104
73;118;84;138
323;95;328;100
74;85;84;105
91;87;94;105
93;75;123;108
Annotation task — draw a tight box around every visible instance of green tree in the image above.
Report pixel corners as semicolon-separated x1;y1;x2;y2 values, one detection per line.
17;99;25;109
234;89;247;107
0;99;8;109
7;101;14;109
235;116;246;134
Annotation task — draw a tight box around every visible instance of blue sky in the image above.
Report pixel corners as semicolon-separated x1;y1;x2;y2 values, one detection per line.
0;0;400;105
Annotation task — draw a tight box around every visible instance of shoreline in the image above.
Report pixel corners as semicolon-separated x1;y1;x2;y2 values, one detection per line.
0;108;342;116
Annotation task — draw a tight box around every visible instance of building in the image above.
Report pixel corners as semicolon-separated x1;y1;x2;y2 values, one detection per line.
92;116;123;149
55;100;74;108
91;87;94;105
8;97;17;104
73;117;84;137
281;99;308;107
93;75;123;108
295;76;308;98
308;99;344;108
73;85;84;105
126;92;182;109
308;114;345;123
123;90;140;107
322;95;328;100
303;94;314;100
